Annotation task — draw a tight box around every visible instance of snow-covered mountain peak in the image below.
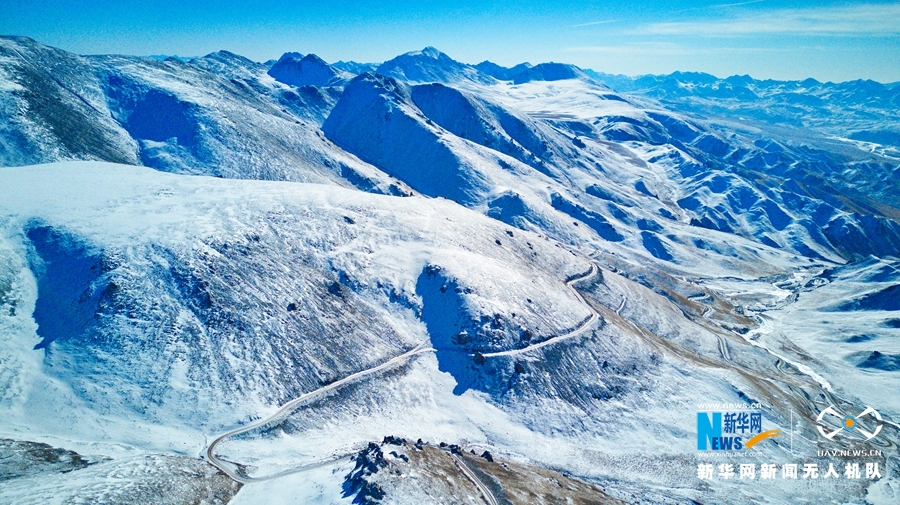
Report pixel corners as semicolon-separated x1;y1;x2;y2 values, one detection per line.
511;62;591;84
417;46;443;59
474;60;533;81
267;52;352;87
472;59;595;85
376;46;496;85
198;49;256;65
276;51;304;62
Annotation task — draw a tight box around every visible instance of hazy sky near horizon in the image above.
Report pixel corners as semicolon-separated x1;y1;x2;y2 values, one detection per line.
2;0;899;82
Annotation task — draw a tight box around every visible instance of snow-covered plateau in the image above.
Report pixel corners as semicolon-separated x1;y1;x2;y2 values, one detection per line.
0;36;898;504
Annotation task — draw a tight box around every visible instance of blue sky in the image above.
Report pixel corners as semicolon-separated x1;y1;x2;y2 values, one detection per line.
2;0;899;82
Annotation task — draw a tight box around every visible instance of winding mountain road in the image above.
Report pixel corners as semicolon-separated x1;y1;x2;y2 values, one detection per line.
449;452;499;505
204;261;601;495
615;295;626;315
482;263;600;358
205;343;435;483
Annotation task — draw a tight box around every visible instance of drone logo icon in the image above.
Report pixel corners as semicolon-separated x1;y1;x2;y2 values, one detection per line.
816;406;882;440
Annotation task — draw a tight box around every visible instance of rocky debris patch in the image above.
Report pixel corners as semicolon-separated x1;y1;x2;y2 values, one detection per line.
343;442;389;504
343;437;624;505
0;438;94;481
0;440;240;505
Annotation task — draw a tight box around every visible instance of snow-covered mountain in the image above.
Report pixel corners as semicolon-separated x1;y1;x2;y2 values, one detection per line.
332;60;379;75
267;52;353;88
375;46;496;85
474;60;533;81
1;37;899;505
475;60;594;85
0;36;401;193
587;70;900;154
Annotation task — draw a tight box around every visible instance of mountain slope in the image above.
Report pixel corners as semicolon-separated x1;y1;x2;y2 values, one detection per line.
4;162;889;505
0;36;139;167
4;37;898;264
0;36;404;194
0;162;590;442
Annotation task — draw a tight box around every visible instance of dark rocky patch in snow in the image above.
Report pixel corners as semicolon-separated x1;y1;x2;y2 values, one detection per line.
851;351;900;372
0;439;93;481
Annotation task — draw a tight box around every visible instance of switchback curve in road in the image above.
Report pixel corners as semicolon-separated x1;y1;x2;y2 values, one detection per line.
481;263;600;358
205;262;603;487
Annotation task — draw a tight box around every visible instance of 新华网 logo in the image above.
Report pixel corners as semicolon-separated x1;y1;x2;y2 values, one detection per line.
816;406;882;441
698;410;780;450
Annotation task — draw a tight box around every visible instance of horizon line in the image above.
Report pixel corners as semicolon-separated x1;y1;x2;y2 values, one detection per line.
3;34;898;86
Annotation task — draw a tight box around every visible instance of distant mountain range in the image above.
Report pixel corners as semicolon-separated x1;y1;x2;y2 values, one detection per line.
331;52;900;151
